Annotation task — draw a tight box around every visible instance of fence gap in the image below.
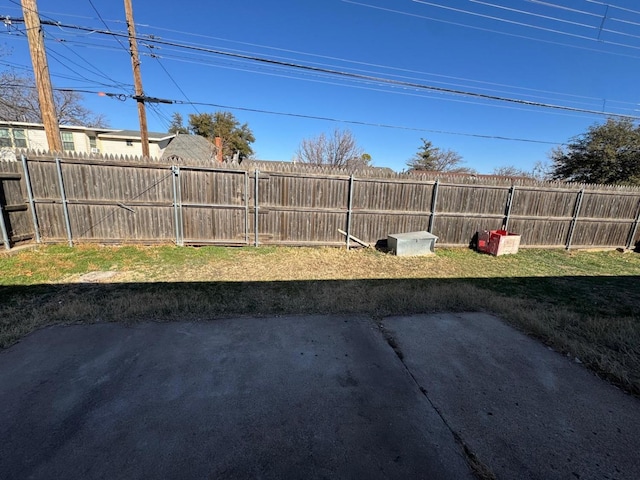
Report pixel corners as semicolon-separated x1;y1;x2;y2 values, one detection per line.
565;189;585;250
254;169;259;247
21;155;40;243
346;175;354;249
428;179;439;233
626;198;640;250
55;157;73;247
503;185;516;231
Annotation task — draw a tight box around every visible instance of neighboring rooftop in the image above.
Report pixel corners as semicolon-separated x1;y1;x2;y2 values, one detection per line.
160;133;217;165
98;130;175;141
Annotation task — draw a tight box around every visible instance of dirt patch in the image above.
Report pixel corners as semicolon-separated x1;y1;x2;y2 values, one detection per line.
76;271;120;283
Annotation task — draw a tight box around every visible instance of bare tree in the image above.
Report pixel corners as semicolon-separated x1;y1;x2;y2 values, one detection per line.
0;71;108;127
296;128;368;167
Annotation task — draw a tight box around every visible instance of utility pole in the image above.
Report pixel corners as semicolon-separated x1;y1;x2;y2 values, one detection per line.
21;0;62;152
124;0;150;157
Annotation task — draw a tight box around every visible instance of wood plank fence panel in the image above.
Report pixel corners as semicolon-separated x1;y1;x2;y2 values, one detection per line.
0;161;33;244
352;180;434;212
508;219;571;247
180;169;245;206
437;185;509;216
571;221;633;248
32;204;68;240
258;211;346;245
260;174;349;209
62;163;173;203
183;207;246;244
2;153;640;250
66;204;174;242
510;189;577;218
579;193;638;220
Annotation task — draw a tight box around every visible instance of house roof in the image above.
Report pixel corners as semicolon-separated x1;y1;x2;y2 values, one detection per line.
160;134;217;164
98;130;175;142
0;120;115;133
0;121;174;143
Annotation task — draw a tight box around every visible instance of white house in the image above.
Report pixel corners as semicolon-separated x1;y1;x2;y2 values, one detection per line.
0;121;175;158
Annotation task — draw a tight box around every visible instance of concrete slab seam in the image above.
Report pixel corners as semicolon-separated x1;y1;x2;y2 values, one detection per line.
377;320;497;480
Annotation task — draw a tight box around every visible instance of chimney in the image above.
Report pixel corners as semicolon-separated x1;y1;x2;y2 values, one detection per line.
214;137;223;163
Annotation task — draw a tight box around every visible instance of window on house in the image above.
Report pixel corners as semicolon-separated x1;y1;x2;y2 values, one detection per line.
89;136;97;149
126;140;133;146
61;131;75;151
13;129;27;148
0;128;11;147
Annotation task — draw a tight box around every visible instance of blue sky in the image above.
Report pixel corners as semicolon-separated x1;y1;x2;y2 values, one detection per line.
1;0;639;172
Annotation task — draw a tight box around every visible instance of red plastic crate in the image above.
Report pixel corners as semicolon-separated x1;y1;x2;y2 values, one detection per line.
477;229;521;256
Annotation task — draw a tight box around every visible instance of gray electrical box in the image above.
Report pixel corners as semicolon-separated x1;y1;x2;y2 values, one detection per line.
388;231;438;256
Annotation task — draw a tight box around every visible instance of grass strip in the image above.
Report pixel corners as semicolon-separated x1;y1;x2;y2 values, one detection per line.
1;245;639;396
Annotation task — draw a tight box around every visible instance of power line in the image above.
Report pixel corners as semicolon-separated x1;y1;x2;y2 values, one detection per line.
469;0;598;30
341;0;640;59
525;0;602;18
10;6;640;112
0;82;564;144
86;0;130;55
585;0;640;16
8;17;638;120
412;0;619;45
28;22;640;116
412;0;640;46
50;30;615;109
148;53;200;115
46;30;132;90
177;99;562;144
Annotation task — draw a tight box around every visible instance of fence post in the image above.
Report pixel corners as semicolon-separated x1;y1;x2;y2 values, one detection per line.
21;154;40;243
254;169;259;247
171;166;183;246
346;174;354;249
428;180;439;233
565;189;584;250
55;157;73;247
626;198;640;250
244;171;250;245
0;197;9;250
503;185;516;231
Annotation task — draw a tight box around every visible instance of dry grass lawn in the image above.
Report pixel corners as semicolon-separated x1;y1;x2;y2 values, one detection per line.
1;244;639;396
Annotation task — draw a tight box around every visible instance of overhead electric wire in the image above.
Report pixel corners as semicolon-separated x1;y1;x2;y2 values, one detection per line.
47;30;132;90
46;46;129;90
341;0;640;59
469;0;598;29
410;0;637;48
7;17;638;120
417;0;640;43
585;0;640;16
177;99;562;145
526;0;602;18
0;80;564;145
33;32;617;117
10;5;639;111
86;0;130;55
149;53;200;115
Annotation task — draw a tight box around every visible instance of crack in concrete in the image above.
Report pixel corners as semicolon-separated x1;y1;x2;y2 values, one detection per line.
376;320;497;480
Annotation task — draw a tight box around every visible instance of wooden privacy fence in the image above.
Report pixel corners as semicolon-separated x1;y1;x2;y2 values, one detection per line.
1;152;640;250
